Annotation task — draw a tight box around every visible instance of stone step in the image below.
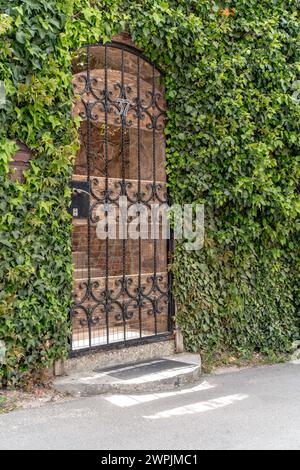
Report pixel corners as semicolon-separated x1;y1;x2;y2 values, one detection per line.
54;353;201;397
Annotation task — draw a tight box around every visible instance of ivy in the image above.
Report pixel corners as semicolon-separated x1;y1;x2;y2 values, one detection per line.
0;0;299;385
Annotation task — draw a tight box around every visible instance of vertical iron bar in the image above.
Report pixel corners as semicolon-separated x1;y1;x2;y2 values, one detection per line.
137;56;142;338
104;44;110;344
167;233;174;333
121;48;127;342
152;64;158;336
87;45;92;348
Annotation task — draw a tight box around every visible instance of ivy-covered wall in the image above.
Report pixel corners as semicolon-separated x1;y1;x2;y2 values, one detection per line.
0;0;299;385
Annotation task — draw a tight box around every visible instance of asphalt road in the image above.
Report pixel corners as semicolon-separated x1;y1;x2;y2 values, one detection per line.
1;361;300;450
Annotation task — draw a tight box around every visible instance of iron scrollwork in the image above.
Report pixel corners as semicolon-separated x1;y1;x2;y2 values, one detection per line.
71;42;172;351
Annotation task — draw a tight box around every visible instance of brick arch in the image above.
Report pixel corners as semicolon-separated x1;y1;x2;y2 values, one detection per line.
112;32;143;51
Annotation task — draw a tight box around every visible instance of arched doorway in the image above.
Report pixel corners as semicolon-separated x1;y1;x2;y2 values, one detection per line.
70;35;173;353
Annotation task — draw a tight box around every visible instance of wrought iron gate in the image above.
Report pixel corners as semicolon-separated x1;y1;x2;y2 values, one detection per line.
70;40;173;354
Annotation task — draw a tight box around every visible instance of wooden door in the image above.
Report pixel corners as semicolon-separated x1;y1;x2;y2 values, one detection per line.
71;39;173;352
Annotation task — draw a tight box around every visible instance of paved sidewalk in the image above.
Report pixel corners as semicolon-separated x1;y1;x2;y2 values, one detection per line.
1;361;300;450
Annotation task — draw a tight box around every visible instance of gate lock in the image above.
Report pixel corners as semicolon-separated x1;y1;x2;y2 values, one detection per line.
70;181;90;219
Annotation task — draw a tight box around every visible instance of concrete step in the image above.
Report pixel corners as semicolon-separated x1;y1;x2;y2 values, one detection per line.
54;353;201;397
